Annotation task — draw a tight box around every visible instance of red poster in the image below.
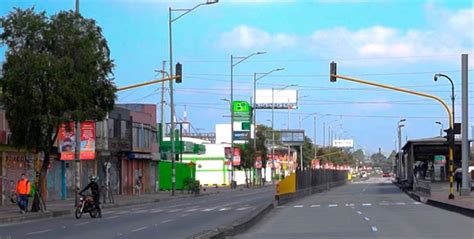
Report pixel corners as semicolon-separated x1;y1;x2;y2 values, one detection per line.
80;121;95;160
232;147;241;166
255;156;262;169
59;122;75;160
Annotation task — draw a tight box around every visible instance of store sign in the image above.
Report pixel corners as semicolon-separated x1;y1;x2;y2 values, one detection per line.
232;101;251;122
332;139;354;148
128;152;153;160
434;155;446;165
233;131;250;141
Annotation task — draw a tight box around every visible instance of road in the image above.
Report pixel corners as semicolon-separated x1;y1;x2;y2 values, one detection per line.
238;176;474;239
0;186;274;239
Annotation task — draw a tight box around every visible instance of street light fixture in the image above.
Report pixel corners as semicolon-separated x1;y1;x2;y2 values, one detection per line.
230;52;265;188
435;121;444;137
168;0;218;196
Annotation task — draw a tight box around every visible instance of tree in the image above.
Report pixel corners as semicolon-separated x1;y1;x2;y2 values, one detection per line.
238;143;255;188
0;8;116;211
300;136;314;169
353;149;365;164
370;152;387;166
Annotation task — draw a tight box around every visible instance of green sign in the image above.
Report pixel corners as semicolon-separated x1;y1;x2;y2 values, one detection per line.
233;101;251;122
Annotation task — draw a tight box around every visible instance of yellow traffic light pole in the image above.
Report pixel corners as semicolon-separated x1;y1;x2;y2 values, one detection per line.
117;75;180;92
330;67;455;199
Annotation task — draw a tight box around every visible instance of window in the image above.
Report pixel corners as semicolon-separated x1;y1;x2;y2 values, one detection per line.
121;120;127;139
96;121;103;138
132;127;138;148
108;118;114;138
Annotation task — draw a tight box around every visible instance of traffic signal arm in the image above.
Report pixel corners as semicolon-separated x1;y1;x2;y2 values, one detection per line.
117;75;180;92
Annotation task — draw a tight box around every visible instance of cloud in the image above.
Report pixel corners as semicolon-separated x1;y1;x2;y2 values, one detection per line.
218;5;473;62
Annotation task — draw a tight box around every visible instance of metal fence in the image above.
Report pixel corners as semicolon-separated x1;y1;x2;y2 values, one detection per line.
296;169;347;191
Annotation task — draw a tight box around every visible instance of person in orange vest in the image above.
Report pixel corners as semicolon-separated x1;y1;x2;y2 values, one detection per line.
16;173;31;213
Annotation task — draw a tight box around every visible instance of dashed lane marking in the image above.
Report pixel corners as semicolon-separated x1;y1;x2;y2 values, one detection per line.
180;213;190;217
131;226;148;232
237;207;250;211
219;207;232;211
362;203;372;206
185;208;199;212
371;226;378;232
161;219;174;224
106;215;120;220
356;211;362;215
202;208;215;212
168;209;183;213
328;204;338;207
363;217;370;221
310;205;320;208
395;202;406;205
293;205;304;208
413;202;422;205
150;209;164;213
74;221;90;226
345;203;355;207
25;229;52;236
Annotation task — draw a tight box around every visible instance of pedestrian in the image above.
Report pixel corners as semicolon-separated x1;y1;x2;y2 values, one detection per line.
16;173;31;214
454;167;462;192
414;165;419;179
135;176;142;196
421;162;428;179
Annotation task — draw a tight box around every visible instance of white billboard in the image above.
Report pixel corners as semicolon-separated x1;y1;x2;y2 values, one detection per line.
332;139;354;148
255;89;298;109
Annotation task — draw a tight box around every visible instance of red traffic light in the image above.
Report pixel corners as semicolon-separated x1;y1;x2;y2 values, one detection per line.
330;61;337;82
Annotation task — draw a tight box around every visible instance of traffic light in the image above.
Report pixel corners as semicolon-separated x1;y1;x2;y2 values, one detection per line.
330;61;337;82
175;62;182;83
443;128;454;146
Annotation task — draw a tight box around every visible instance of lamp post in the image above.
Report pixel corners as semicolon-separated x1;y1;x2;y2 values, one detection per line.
435;121;444;137
397;119;406;182
272;84;297;178
229;52;265;188
253;68;284;150
169;1;218;195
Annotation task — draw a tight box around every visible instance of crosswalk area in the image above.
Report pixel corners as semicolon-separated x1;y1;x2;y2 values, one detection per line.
104;205;256;217
277;201;423;209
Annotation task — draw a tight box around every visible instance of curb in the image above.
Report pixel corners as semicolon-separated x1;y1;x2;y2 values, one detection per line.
0;190;225;225
189;203;274;239
394;181;473;218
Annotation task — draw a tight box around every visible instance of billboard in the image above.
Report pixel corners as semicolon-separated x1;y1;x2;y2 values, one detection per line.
332;139;354;148
59;122;75;160
255;89;298;109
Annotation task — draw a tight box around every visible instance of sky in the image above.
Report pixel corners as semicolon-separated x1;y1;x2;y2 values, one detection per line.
1;0;473;155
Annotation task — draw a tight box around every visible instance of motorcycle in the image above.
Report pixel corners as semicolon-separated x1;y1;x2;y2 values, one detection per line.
75;194;99;219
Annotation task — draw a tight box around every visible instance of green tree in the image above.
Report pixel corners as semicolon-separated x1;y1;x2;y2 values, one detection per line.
370;152;387;166
353;149;365;164
1;8;116;211
299;136;314;169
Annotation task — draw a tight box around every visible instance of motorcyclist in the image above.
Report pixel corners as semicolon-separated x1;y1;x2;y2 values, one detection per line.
79;176;101;218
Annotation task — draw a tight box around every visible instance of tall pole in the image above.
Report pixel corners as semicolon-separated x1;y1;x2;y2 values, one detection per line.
253;73;257;150
161;61;166;144
272;87;275;182
230;56;235;187
461;54;470;196
168;8;176;196
313;116;317;160
322;122;325;147
398;125;402;181
74;0;81;206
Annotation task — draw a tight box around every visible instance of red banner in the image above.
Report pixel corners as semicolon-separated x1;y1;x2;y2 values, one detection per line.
80;121;95;160
59;122;75;160
232;147;241;166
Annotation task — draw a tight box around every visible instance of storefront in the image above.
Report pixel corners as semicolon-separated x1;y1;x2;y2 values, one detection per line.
0;148;35;205
121;152;152;195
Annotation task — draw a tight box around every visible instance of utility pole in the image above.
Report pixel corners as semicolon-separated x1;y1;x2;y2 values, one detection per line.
271;87;275;183
314;116;317;160
74;0;81;206
160;61;166;146
461;54;470;196
322;122;325;147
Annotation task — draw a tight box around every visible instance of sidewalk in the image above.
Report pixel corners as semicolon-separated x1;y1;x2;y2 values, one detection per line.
411;181;474;217
0;185;247;224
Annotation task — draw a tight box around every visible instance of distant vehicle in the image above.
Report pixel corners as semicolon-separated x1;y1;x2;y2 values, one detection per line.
360;171;368;178
382;168;391;177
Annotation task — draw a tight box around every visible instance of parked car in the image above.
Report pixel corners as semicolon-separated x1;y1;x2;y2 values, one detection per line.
382;172;391;177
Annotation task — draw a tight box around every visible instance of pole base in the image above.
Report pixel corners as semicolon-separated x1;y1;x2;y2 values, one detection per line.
448;193;455;199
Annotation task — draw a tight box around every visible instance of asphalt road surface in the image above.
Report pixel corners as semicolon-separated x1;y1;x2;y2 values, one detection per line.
238;177;474;239
0;186;274;239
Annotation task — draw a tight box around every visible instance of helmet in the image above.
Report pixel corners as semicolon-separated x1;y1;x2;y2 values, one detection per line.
90;176;98;182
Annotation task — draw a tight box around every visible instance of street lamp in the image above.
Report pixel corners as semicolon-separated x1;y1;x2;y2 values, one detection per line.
272;84;297;177
168;0;218;196
324;119;339;148
253;68;285;150
229;52;265;188
397;119;406;182
435;121;444;137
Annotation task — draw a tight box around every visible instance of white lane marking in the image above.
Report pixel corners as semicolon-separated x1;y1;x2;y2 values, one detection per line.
219;207;232;211
237;207;250;211
395;202;406;205
132;209;148;214
362;203;372;206
356;211;362;215
102;211;115;215
26;229;52;235
131;226;148;232
413;202;422;205
180;213;190;217
293;205;304;208
363;217;370;221
185;208;199;212
371;226;378;232
328;204;338;207
202;208;215;212
379;202;390;206
106;215;120;220
116;210;130;215
131;207;146;211
345;203;355;207
75;221;90;226
310;205;320;208
168;209;183;213
161;219;174;224
150;209;164;213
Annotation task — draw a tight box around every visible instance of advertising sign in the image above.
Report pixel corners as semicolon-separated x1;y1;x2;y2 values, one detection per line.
255;155;262;169
232;101;251;122
59;121;96;160
80;121;96;160
434;155;446;165
59;122;76;160
332;139;354;148
255;89;298;109
233;147;241;166
224;147;232;160
233;131;250;141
